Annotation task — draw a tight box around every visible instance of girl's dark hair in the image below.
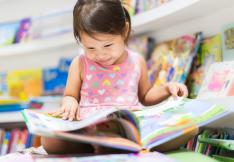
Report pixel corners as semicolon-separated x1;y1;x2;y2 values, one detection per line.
73;0;131;43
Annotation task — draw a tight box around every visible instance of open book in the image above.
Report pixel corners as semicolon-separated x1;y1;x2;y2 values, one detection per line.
21;98;229;152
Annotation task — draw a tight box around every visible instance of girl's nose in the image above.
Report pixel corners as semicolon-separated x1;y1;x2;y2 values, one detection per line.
96;53;107;60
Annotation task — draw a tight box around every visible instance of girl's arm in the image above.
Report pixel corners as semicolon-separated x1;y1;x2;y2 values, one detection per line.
64;56;82;100
52;56;83;120
138;56;188;106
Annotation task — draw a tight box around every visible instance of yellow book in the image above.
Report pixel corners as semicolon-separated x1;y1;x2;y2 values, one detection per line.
7;69;43;100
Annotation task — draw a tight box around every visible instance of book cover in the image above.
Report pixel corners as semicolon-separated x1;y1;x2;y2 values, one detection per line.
128;36;155;60
122;0;137;16
198;61;234;99
187;34;222;98
15;18;31;43
21;98;229;152
0;21;19;47
0;73;8;96
43;68;64;95
29;10;72;39
221;22;234;61
147;33;201;85
7;69;43;101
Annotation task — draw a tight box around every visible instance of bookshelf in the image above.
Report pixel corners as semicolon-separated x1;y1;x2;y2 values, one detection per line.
132;0;234;35
0;33;77;57
1;0;234;58
0;99;61;123
0;111;24;123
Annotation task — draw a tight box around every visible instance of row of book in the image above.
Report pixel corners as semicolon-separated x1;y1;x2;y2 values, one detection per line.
185;128;234;158
124;0;172;16
0;33;229;102
0;58;72;101
1;21;234;103
0;128;40;155
145;22;234;98
0;10;72;47
0;35;155;102
0;0;172;47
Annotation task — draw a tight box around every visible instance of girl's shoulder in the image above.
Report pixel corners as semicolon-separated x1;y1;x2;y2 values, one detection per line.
127;48;145;64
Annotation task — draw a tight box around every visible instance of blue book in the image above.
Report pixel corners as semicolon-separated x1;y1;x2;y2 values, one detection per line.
0;104;28;112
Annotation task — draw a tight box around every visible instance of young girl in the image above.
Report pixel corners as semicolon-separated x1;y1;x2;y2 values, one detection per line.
41;0;197;154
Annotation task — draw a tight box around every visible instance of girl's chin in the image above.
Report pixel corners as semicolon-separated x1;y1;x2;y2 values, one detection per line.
98;60;114;66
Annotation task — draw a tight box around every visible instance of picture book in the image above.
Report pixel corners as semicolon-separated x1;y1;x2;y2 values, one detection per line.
0;96;28;113
43;68;65;95
29;10;72;40
7;69;43;101
21;98;229;152
0;21;19;47
221;22;234;61
147;32;202;85
122;0;137;16
0;73;8;96
198;61;234;99
15;18;31;43
136;0;172;14
128;36;155;60
185;127;234;156
187;34;222;98
43;57;71;95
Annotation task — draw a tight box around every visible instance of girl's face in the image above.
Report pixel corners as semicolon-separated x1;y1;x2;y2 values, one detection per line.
80;32;127;66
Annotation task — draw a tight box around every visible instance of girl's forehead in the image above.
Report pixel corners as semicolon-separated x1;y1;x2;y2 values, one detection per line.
80;32;120;43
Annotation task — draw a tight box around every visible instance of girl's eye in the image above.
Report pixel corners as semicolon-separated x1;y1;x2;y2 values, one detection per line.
104;44;113;48
87;47;95;50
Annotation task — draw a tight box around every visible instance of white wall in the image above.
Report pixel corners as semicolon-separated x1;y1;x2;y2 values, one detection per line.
0;0;76;23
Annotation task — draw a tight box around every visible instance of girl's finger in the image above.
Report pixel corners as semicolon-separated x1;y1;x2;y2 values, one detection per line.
182;85;188;97
178;84;188;97
169;85;179;99
76;107;81;121
68;104;78;121
52;106;65;117
62;106;71;120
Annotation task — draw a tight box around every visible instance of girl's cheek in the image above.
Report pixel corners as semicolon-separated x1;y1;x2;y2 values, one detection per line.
86;53;95;61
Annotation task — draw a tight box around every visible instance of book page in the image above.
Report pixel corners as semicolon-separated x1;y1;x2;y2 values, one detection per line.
134;98;228;149
54;131;142;152
22;108;119;135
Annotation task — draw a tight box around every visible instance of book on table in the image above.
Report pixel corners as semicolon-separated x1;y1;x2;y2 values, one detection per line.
21;98;229;152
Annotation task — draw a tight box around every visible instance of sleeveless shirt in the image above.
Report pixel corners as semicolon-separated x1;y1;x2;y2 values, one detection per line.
79;49;142;119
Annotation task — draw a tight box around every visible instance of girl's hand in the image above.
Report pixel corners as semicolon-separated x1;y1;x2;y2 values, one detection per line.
166;82;188;99
51;96;80;121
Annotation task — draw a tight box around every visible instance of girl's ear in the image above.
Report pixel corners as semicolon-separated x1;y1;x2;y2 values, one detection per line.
123;22;130;40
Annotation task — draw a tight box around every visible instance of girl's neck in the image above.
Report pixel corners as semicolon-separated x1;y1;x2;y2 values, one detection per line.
113;49;128;65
